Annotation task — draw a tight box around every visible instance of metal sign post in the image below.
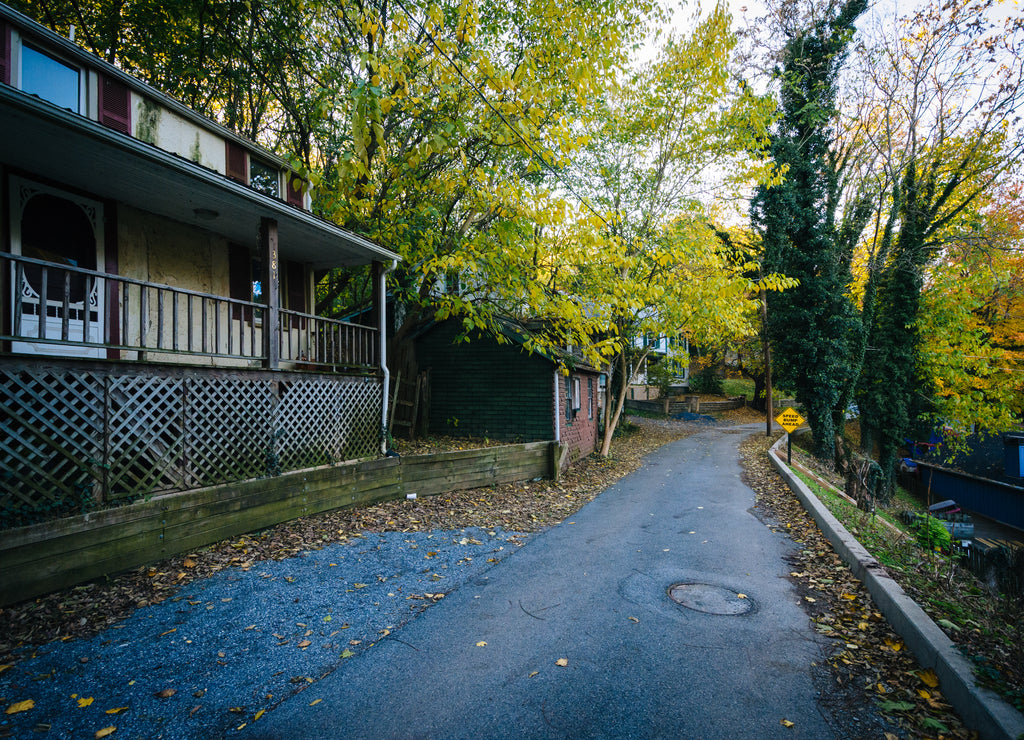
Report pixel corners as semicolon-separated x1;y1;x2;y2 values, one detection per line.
775;408;806;465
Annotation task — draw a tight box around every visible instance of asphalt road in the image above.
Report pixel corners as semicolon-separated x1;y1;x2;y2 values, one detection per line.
246;423;834;740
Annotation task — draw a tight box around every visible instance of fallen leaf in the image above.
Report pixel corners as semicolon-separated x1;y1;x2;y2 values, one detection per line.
628;616;640;623
95;727;116;738
153;689;176;699
159;628;177;637
341;649;355;658
105;707;129;715
5;699;35;714
780;719;795;728
78;697;94;708
877;700;915;712
254;709;265;720
309;699;322;706
298;640;312;649
0;665;11;675
476;641;487;647
737;593;748;599
918;668;939;688
229;707;244;713
555;658;568;667
529;671;539;678
183;558;196;569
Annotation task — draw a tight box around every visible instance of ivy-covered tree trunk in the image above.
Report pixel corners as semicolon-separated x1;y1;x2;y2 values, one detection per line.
750;0;868;463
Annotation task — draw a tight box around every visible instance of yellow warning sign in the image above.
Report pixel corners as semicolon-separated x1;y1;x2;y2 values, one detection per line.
775;408;806;434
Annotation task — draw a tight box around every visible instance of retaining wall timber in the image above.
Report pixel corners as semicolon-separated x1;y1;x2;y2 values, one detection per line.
625;396;746;415
0;441;556;607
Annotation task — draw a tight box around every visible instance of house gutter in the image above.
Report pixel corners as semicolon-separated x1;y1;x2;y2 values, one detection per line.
380;260;398;454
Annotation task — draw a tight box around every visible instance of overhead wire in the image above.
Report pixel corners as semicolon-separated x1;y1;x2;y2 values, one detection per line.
388;0;613;228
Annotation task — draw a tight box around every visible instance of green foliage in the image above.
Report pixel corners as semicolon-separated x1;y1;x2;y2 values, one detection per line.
721;377;754;401
851;0;1024;494
750;0;869;463
914;516;951;553
1;476;96;530
646;359;677;398
688;361;724;396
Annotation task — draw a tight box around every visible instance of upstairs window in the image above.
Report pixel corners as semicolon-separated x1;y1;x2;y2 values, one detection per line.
249;157;280;198
21;43;80;112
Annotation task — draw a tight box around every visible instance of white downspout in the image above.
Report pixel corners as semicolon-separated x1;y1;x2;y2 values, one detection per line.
553;370;561;443
380;259;397;454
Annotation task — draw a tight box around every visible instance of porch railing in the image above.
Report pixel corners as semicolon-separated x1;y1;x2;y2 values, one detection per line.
3;252;379;370
279;308;379;369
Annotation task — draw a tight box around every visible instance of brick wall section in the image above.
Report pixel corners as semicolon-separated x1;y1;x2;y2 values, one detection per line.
415;321;555;441
556;370;601;460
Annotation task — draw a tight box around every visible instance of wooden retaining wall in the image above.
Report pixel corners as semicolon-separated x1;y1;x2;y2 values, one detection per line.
0;441;556;607
625;395;747;415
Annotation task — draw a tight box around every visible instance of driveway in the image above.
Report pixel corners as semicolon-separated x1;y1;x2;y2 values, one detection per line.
246;423;832;739
0;422;834;739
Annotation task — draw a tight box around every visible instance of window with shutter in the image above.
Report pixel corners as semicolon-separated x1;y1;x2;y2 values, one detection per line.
98;74;131;134
225;141;248;183
0;22;9;85
286;172;305;208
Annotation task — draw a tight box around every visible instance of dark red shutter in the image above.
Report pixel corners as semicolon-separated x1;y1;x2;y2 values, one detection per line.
0;22;10;86
286;172;305;208
225;141;248;183
98;74;131;134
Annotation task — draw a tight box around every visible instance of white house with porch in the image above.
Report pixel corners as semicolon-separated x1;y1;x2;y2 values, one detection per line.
0;3;399;523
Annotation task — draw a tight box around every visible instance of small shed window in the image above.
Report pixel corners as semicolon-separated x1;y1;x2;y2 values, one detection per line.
588;377;593;419
572;377;581;411
21;43;80;112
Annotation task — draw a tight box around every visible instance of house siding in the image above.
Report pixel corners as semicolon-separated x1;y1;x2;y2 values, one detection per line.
415;321;555;441
117;205;240;366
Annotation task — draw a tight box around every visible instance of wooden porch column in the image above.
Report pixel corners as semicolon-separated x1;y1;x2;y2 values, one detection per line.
261;217;280;370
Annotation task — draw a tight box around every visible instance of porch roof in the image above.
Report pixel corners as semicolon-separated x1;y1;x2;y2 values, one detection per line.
1;85;400;269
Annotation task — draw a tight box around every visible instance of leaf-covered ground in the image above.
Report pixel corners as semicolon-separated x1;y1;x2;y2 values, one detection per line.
1;408;1000;740
740;433;977;739
0;417;699;668
784;440;1024;720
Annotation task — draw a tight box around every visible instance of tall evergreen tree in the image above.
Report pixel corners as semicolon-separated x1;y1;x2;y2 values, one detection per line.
750;0;869;462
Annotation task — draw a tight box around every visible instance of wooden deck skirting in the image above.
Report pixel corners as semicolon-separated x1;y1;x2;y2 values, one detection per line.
0;441;556;607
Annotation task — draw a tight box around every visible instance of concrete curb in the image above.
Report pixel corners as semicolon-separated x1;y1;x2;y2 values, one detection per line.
768;435;1024;740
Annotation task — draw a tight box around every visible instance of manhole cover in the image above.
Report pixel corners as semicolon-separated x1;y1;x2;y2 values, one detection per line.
667;583;754;615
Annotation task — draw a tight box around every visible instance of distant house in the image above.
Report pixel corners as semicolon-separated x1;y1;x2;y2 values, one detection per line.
0;4;399;524
412;318;603;464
